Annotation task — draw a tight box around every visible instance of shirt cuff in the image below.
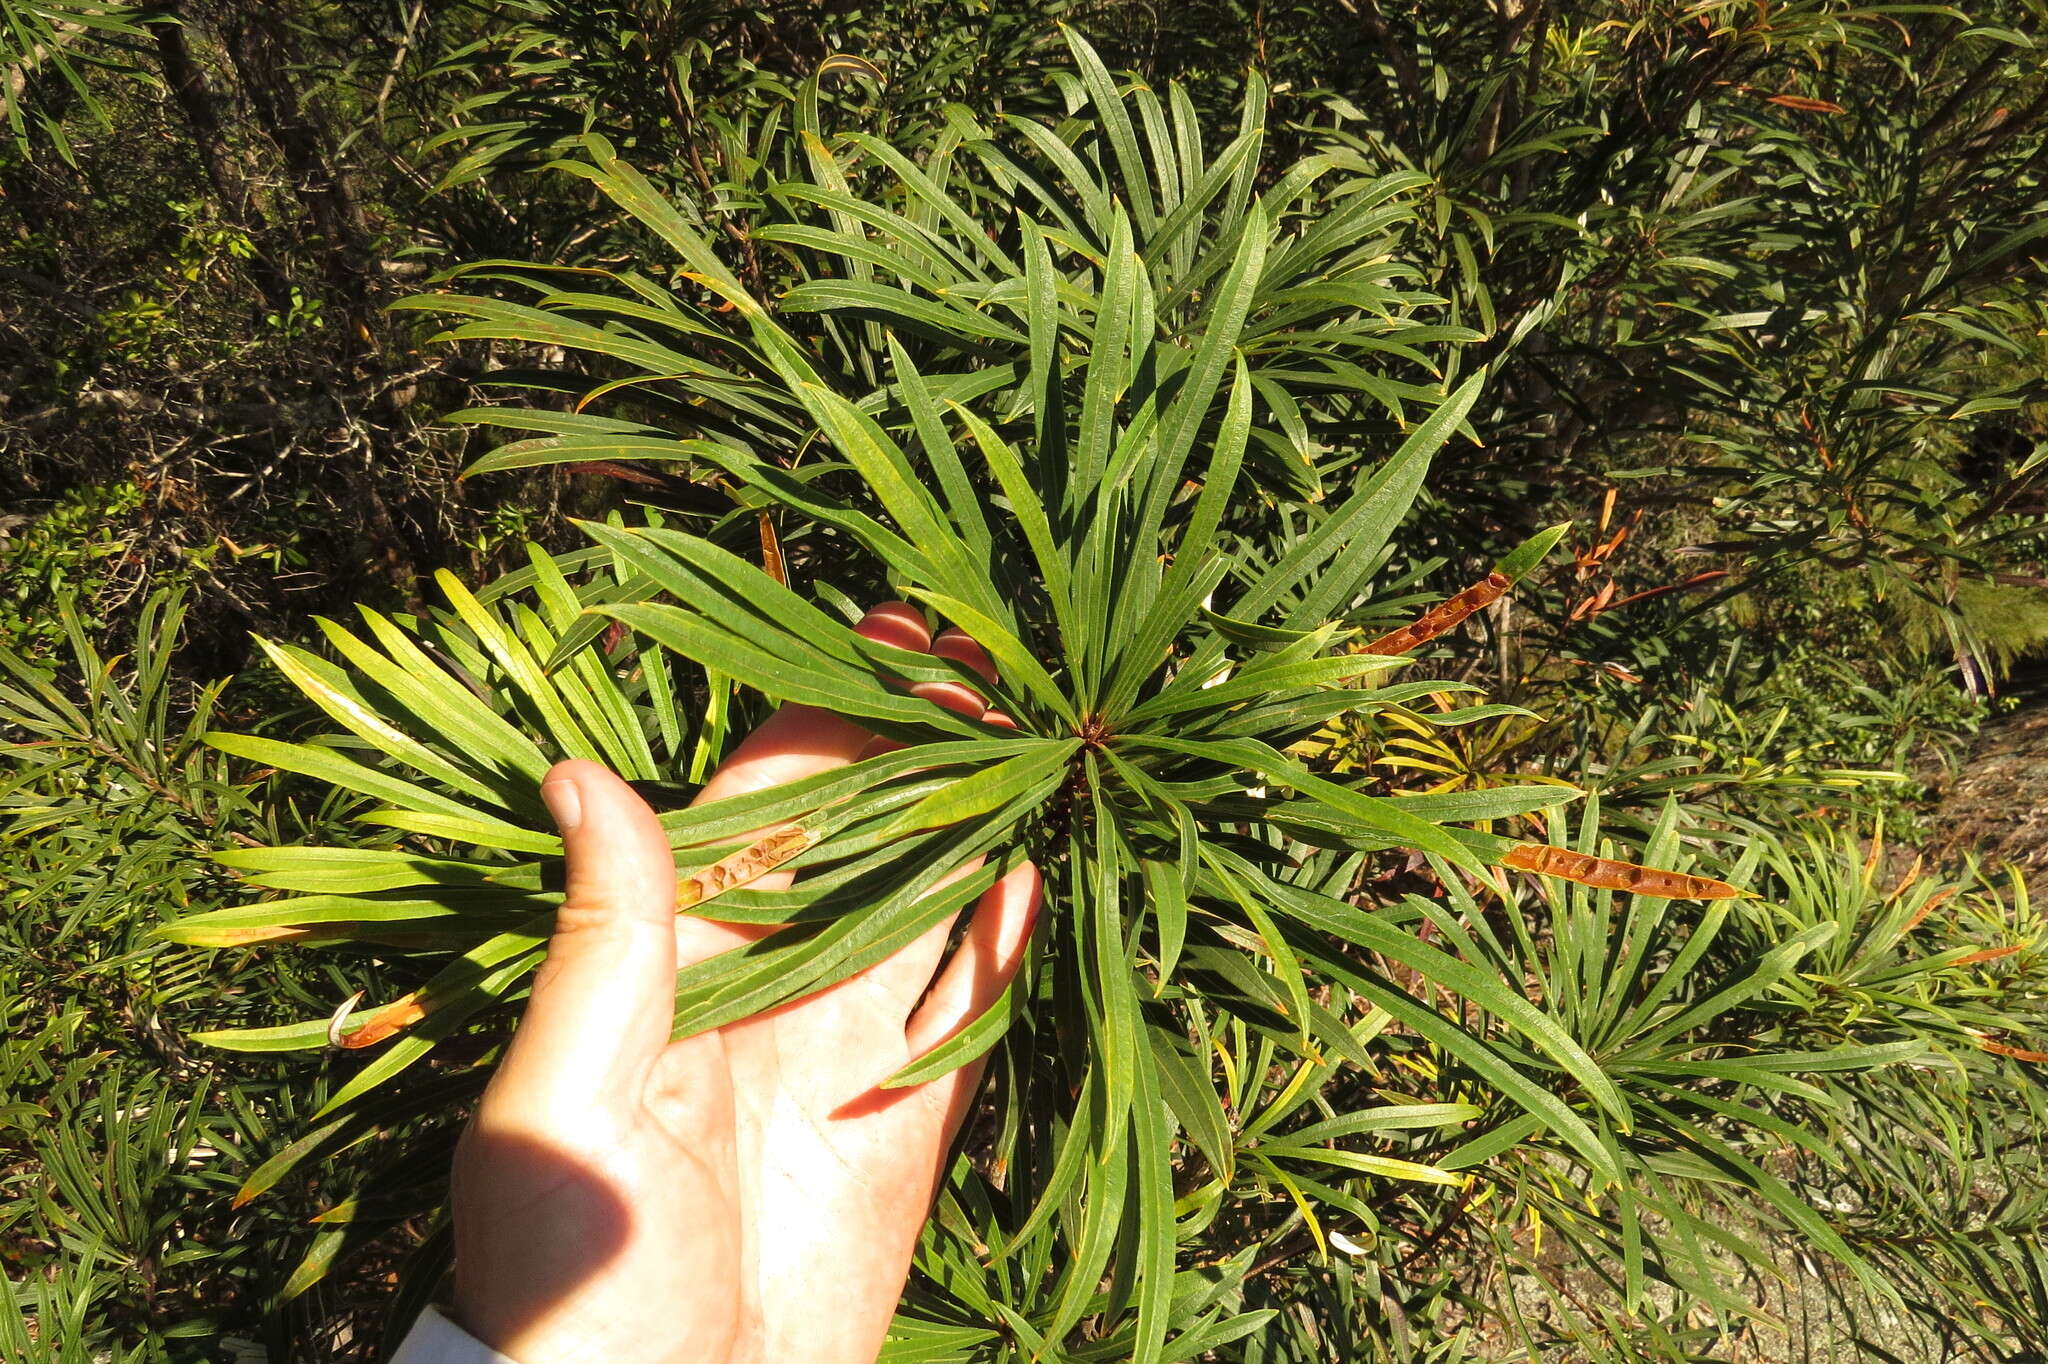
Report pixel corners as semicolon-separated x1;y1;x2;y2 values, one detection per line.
390;1305;521;1364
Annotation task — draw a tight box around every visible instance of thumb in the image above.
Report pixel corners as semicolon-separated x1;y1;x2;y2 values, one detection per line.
487;760;679;1120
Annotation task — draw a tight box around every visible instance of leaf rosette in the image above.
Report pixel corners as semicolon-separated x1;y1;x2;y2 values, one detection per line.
171;34;1784;1355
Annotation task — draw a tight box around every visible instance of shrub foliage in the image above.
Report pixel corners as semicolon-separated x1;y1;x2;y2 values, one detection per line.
4;5;2046;1363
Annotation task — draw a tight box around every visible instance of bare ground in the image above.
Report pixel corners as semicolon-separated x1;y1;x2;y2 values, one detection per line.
1929;672;2048;874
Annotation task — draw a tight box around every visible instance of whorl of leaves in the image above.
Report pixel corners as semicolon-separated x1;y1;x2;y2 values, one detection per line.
169;32;1983;1361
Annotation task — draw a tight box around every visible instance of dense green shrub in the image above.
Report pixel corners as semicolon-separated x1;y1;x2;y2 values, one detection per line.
4;4;2046;1362
0;594;418;1357
154;36;2048;1362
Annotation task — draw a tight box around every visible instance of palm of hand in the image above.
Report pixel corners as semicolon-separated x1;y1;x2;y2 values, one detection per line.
453;604;1036;1364
717;964;971;1361
631;930;979;1364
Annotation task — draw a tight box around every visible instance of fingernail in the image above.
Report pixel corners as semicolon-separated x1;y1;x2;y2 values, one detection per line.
541;776;583;833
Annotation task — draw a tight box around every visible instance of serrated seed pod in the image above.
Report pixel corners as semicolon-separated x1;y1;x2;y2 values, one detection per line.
1362;571;1512;656
1501;843;1746;900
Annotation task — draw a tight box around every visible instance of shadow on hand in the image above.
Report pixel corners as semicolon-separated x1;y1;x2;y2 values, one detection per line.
829;1077;923;1122
446;1128;636;1348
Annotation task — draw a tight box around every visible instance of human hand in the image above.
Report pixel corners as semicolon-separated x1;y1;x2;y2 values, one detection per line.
449;602;1042;1364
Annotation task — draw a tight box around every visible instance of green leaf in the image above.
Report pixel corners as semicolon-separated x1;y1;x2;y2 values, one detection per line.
1239;373;1482;625
1129;1060;1177;1364
436;570;605;765
1074;208;1138;503
205;733;522;836
598;603;980;738
324;610;553;787
1496;522;1572;583
1264;881;1632;1138
1254;1142;1461;1186
876;740;1078;837
1124;735;1485;871
899;589;1076;725
882;974;1027;1089
1198;606;1319;650
253;639;512;808
1149;1028;1233;1184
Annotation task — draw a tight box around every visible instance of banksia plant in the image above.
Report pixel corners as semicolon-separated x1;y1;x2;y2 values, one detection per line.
175;33;1883;1359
